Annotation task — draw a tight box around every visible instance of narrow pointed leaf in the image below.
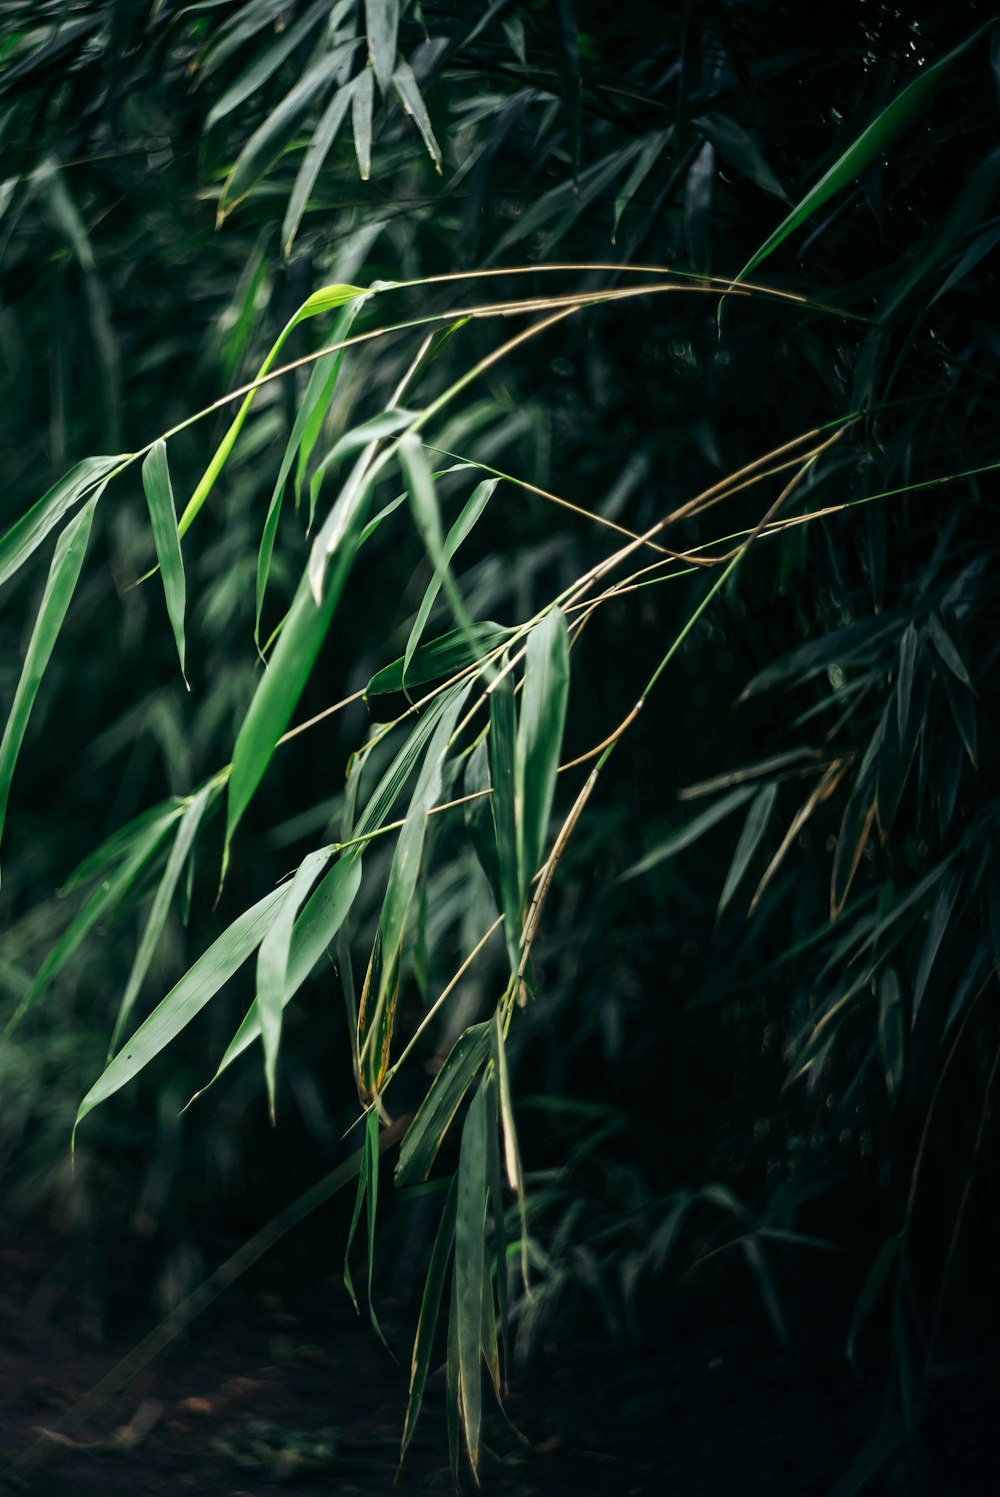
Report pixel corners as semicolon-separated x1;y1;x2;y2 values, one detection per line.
110;781;218;1055
0;456;118;591
717;782;778;918
142;440;187;684
488;673;521;974
75;884;287;1139
877;967;905;1102
206;0;331;130
366;621;512;697
366;0;399;96
282;77;356;256
455;1077;490;1471
396;1022;491;1186
392;59;442;172
256;846;334;1118
0;497;99;857
515;609;570;891
404;478;496;687
353;64;374;180
402;1175;458;1460
622;784;757;881
728;24;992;290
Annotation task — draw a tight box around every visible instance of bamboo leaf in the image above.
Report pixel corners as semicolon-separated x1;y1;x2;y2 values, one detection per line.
178;283;366;539
488;672;521;975
110;781;218;1056
206;0;331;130
209;853;364;1082
366;0;400;96
896;622;919;743
366;621;512;698
399;435;482;679
395;1022;491;1186
877;967;905;1102
282;77;357;257
219;43;354;217
622;785;757;881
0;496;99;862
0;456;117;591
403;478;496;686
728;25;992;290
353;64;375;180
142;440;187;686
401;1175;457;1461
455;1076;490;1472
392;59;442;173
928;611;972;686
847;1236;900;1367
912;868;962;1020
515;609;570;892
717;782;778;918
256;846;334;1120
255;297;365;642
226;497;368;878
74;884;288;1140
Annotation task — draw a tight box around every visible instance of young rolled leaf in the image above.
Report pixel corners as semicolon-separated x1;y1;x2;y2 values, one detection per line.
74;884;288;1140
0;495;100;862
141;440;187;685
401;1175;458;1461
109;780;219;1056
395;1022;491;1186
256;845;335;1120
515;608;570;892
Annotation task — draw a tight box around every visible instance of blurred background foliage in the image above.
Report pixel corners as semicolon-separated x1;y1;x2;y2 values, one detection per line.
1;0;999;1488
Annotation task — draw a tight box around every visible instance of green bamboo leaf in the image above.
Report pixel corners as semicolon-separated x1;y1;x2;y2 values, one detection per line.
366;621;512;697
488;672;521;975
362;685;472;1089
366;0;399;96
256;846;334;1120
353;64;374;181
515;609;570;892
847;1236;900;1368
717;782;778;918
309;408;416;531
0;496;99;863
141;440;187;686
694;113;789;202
11;805;180;1030
395;1022;491;1186
344;1109;385;1340
928;611;972;686
74;884;288;1141
403;478;496;687
399;435;482;679
728;24;992;291
464;739;500;907
218;43;353;217
912;868;962;1020
225;494;368;878
455;1077;490;1472
0;456;118;591
208;852;364;1082
622;784;757;881
282;77;356;257
178;283;366;539
110;780;219;1057
896;622;919;743
255;298;365;642
401;1175;457;1461
445;1274;461;1481
392;59;442;173
62;795;185;893
877;967;905;1103
613;128;670;241
205;0;331;130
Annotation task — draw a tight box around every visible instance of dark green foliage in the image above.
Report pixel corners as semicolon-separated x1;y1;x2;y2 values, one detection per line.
1;3;999;1489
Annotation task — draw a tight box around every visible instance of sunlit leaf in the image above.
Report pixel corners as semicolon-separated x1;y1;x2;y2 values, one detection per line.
516;608;570;891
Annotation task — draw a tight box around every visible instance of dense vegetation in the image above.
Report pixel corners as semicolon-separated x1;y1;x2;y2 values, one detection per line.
1;2;998;1490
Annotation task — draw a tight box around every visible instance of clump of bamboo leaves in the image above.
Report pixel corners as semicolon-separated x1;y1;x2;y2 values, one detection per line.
1;258;990;1475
